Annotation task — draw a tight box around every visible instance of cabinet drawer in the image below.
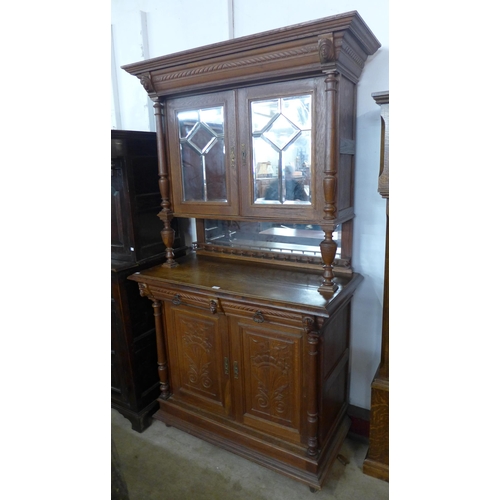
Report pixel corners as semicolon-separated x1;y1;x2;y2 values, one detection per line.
221;300;304;328
148;285;222;314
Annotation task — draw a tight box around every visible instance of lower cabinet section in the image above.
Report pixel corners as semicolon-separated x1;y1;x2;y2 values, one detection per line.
129;254;362;490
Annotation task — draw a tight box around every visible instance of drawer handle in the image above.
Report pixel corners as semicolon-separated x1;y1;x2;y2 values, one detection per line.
233;361;239;379
253;310;265;323
172;294;181;306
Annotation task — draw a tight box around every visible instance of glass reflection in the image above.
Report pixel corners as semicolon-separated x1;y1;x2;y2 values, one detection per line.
251;95;312;205
177;106;227;202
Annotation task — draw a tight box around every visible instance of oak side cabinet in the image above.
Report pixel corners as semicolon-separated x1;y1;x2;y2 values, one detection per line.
363;91;389;480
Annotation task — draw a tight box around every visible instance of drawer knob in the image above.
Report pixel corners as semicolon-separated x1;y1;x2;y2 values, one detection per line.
253;310;265;323
172;294;182;306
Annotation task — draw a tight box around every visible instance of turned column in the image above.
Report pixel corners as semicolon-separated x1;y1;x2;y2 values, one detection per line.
138;283;170;400
303;316;320;458
318;67;340;293
152;97;178;268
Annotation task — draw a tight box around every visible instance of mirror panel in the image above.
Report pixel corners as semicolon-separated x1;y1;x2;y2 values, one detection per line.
202;220;341;259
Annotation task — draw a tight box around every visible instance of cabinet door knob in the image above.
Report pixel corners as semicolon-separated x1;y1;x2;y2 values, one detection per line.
224;357;229;375
172;294;182;306
253;310;265;323
210;300;217;314
241;143;246;165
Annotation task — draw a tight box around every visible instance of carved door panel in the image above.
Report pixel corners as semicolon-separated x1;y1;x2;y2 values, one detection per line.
228;315;304;444
165;303;232;418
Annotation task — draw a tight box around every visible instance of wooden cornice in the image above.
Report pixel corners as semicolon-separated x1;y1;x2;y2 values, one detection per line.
122;11;380;98
372;91;389;105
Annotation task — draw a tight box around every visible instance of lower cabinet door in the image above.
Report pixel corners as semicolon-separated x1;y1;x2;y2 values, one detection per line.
165;303;232;418
228;314;305;444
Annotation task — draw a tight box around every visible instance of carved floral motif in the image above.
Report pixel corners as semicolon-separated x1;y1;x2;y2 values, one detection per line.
250;338;293;422
180;319;214;391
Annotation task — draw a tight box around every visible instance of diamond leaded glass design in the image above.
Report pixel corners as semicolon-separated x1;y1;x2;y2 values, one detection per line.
252;94;312;205
177;106;227;202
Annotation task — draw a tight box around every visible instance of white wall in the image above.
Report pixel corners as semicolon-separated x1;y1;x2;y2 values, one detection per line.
111;0;389;410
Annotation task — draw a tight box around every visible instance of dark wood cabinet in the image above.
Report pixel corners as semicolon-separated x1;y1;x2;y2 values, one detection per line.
111;130;165;263
111;130;186;431
122;11;380;490
111;257;163;432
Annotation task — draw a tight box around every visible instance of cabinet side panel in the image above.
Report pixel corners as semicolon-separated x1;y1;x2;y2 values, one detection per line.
319;302;350;444
337;78;356;212
337;154;354;212
338;78;355;142
321;305;349;379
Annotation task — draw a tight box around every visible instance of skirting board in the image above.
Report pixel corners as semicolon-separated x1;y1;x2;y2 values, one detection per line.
347;404;370;441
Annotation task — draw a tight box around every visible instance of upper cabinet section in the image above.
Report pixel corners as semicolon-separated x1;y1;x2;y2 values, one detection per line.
122;11;381;220
122;12;380;278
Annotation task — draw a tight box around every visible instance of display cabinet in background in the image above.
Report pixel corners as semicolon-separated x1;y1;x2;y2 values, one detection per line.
122;11;380;489
111;130;185;431
363;91;389;481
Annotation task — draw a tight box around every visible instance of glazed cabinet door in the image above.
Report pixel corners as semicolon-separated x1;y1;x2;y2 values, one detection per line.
226;307;306;444
238;77;326;221
166;91;239;217
164;297;232;418
111;156;134;262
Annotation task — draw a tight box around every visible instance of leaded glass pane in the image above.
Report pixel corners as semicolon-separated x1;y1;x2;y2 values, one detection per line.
251;99;279;133
177;105;227;202
251;94;312;205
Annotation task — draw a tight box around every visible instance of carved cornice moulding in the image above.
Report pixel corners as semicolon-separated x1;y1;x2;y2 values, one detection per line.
122;11;380;97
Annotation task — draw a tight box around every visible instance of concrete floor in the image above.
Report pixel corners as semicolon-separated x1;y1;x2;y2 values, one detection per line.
112;409;389;500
